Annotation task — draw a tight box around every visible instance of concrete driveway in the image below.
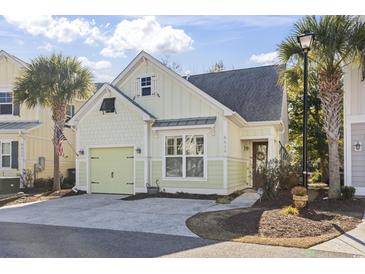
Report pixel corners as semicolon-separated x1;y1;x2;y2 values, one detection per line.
0;194;216;237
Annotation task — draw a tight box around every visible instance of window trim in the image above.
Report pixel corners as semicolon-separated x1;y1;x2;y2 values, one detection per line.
0;91;13;115
0;140;12;169
162;134;207;181
138;75;157;97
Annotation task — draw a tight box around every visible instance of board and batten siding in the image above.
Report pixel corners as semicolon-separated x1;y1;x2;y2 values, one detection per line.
351;123;365;188
115;58;224;120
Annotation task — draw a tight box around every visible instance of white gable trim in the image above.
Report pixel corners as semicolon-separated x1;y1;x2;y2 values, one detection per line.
0;50;28;68
68;84;155;126
111;51;246;124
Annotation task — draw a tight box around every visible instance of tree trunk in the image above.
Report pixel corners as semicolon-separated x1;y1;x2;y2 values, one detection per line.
53;126;61;191
328;138;341;198
52;101;67;191
318;69;343;199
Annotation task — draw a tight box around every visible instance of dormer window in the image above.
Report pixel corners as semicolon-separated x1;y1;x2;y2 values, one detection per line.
100;97;116;113
141;76;152;96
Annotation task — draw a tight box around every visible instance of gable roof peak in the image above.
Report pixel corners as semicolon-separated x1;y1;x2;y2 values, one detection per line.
0;49;28;67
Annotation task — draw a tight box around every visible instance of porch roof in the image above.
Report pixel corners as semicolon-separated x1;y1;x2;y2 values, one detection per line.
0;121;41;132
152;116;216;128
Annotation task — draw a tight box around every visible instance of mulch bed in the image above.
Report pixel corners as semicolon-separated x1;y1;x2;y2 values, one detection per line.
0;189;83;207
186;190;365;248
122;189;246;202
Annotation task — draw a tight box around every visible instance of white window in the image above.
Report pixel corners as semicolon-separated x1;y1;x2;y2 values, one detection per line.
164;135;205;179
0;92;13;115
140;76;152;96
1;142;11;168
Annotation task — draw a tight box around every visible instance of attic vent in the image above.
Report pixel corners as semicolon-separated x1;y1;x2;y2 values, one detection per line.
100;97;116;113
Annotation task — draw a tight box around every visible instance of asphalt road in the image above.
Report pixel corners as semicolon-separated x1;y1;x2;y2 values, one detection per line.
0;222;360;258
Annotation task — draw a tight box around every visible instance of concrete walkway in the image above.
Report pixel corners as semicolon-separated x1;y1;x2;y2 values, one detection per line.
311;213;365;256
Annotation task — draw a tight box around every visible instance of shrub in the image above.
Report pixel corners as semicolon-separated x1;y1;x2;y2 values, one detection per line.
61;177;75;189
34;178;53;191
310;169;322;183
282;205;299;216
291;186;307;196
257;159;282;200
341;186;356;200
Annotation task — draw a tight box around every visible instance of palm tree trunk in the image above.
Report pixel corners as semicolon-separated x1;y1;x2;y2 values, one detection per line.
52;101;67;191
53;125;61;191
318;69;343;199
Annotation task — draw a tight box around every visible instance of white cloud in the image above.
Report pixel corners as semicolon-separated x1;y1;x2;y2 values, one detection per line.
4;15;194;58
77;56;112;70
4;15;104;44
37;42;54;52
100;16;193;57
249;51;279;65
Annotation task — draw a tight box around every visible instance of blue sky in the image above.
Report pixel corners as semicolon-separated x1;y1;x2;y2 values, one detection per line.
0;15;301;82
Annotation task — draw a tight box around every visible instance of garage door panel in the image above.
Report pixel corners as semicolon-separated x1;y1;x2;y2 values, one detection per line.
90;147;134;194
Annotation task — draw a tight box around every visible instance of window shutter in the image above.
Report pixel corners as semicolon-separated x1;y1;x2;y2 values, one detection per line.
135;78;141;97
152;76;157;94
11;141;19;169
13;104;20;116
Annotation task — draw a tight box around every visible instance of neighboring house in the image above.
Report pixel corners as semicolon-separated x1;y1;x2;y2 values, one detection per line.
0;50;83;183
344;64;365;196
69;51;288;195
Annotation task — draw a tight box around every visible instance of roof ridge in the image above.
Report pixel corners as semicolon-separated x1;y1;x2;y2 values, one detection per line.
186;64;284;77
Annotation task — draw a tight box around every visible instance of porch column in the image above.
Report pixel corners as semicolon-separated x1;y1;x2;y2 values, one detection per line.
268;137;275;160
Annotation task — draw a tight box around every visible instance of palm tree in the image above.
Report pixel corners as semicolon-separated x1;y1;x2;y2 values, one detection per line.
14;54;94;191
279;16;365;198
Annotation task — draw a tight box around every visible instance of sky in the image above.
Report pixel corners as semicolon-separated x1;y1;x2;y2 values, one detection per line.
0;15;301;82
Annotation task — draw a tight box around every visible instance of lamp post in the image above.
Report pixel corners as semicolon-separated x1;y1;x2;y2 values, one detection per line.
297;30;315;189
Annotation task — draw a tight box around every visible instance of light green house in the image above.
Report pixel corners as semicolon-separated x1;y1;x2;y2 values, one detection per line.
68;51;288;195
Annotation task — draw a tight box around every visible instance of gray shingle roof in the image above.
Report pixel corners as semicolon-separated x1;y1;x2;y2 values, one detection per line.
153;116;216;128
185;65;285;122
0;121;41;131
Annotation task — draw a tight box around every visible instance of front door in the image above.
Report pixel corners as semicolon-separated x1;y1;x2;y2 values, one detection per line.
252;142;268;188
90;147;134;194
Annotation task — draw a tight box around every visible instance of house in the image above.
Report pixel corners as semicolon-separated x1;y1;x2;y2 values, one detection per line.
344;64;365;196
0;50;84;185
69;51;288;195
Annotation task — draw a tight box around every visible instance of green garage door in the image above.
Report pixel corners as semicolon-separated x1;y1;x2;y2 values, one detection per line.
90;147;134;194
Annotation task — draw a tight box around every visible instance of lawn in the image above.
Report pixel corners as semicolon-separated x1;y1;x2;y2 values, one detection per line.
186;190;365;248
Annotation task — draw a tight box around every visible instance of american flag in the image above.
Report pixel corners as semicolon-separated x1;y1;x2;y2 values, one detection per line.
55;126;67;156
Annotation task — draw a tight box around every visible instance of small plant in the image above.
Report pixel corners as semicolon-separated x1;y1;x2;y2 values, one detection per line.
291;186;307;196
282;205;299;216
341;186;356;200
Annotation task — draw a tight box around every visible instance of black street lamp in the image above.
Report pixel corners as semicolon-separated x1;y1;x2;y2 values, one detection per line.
297;30;315;189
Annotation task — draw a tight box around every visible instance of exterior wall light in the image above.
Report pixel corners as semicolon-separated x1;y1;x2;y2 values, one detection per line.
136;148;142;154
354;141;362;152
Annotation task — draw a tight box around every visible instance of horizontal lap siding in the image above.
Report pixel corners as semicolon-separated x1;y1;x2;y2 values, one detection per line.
351;123;365;187
228;159;249;192
151;160;223;189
